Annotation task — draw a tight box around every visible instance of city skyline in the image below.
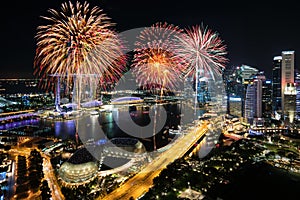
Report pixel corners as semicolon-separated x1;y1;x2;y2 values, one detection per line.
1;0;300;79
1;2;300;199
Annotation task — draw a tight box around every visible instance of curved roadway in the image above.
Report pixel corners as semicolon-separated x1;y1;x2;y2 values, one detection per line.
99;121;208;200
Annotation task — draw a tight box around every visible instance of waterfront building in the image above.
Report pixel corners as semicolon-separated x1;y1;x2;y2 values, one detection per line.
58;148;98;186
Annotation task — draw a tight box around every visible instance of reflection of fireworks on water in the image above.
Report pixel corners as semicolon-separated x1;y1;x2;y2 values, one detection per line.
174;24;228;79
131;22;185;94
33;1;126;91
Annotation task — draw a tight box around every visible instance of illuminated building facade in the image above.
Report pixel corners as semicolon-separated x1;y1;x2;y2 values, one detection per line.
224;65;258;119
272;51;296;123
262;79;273;124
295;70;300;121
245;83;255;124
283;83;296;124
281;51;295;116
229;97;242;117
244;72;266;125
197;77;211;106
272;56;282;113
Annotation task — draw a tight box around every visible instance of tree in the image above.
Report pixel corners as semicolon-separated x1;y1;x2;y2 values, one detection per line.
40;180;51;200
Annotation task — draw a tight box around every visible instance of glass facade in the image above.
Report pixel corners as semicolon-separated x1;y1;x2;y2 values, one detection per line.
272;56;282;113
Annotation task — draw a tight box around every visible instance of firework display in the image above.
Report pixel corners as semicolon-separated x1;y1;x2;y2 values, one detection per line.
131;22;185;95
174;24;228;79
33;0;228;103
33;1;126;90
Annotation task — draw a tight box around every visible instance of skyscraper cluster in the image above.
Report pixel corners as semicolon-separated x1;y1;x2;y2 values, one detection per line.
224;50;298;127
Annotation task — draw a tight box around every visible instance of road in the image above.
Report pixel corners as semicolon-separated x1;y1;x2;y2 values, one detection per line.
8;147;65;200
100;121;208;200
6;158;15;200
42;154;65;200
0;109;36;117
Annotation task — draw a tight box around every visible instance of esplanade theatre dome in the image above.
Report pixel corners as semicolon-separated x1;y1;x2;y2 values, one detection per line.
58;148;98;185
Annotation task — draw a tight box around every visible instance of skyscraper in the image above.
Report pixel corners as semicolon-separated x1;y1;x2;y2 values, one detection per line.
283;83;296;124
244;82;255;124
197;77;211;107
272;50;296;123
224;65;259;120
262;79;273;124
272;56;282;113
244;72;266;126
281;51;295;112
295;70;300;121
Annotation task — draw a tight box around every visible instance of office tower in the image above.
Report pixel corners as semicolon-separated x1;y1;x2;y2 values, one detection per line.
240;65;259;120
223;65;238;115
229;96;242;117
295;70;300;121
284;83;296;124
197;77;211;107
272;51;296;123
281;51;295;115
244;72;266;125
224;65;259;119
272;56;282;113
240;64;259;83
244;83;255;124
262;79;273;124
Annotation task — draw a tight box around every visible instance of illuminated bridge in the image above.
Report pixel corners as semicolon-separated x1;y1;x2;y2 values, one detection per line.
0;110;37;122
110;96;143;105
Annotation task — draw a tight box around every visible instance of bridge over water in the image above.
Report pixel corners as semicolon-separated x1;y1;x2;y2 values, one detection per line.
0;110;37;123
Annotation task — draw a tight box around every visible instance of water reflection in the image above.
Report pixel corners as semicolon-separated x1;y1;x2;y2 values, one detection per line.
197;127;222;159
197;137;215;159
1;102;208;151
0;119;39;130
48;103;184;151
53;120;76;140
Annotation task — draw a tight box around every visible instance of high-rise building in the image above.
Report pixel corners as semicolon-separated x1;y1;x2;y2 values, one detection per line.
240;65;259;120
224;65;259;119
283;83;297;124
245;83;255;125
281;51;295;114
229;96;242;117
240;65;259;83
272;50;296;123
262;79;273;124
197;77;211;106
272;56;282;113
223;65;242;116
295;70;300;121
244;72;266;126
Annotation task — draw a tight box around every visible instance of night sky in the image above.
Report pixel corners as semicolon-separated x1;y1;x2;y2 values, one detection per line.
1;0;300;79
